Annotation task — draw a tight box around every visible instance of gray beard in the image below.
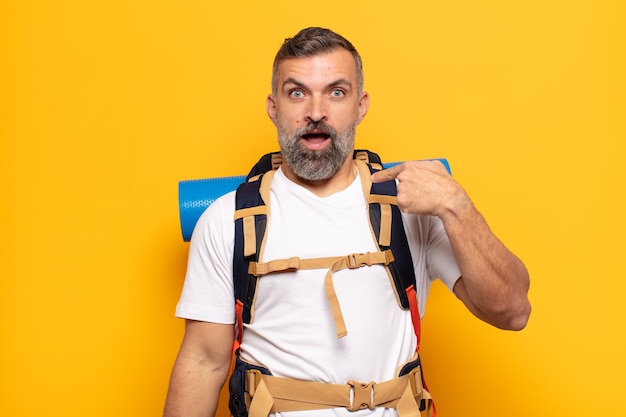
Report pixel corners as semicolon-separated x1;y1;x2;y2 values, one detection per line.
276;120;356;182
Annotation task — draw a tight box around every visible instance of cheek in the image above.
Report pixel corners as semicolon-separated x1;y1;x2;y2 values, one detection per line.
334;101;360;119
275;106;303;125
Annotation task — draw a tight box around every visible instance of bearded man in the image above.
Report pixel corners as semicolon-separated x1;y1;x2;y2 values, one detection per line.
164;27;531;417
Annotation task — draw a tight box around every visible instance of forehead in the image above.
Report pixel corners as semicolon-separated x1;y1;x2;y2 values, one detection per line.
275;48;358;88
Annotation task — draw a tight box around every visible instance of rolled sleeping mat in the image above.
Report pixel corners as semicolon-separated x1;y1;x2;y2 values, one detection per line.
178;158;450;241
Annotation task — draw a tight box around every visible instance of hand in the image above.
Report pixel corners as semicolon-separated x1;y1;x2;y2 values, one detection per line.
370;160;470;218
373;160;531;330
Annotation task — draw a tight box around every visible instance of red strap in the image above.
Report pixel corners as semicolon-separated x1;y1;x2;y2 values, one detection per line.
406;285;438;417
405;285;421;350
235;299;244;351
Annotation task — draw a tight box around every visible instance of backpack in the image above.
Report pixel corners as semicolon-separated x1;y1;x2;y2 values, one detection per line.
228;150;435;417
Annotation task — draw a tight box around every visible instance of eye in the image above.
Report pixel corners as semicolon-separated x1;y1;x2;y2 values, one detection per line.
331;89;345;98
289;90;304;98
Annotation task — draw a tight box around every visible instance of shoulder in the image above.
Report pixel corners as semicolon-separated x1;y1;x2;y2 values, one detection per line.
191;191;237;243
401;212;452;248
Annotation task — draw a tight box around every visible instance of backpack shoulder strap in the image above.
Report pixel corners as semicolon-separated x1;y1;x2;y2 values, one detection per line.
233;167;274;349
246;152;283;181
353;149;383;169
355;160;417;307
233;151;282;335
355;160;421;347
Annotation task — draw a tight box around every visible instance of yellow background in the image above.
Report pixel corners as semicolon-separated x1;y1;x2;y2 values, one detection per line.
1;1;624;416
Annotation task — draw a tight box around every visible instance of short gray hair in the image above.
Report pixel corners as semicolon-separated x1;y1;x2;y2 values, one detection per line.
271;27;364;95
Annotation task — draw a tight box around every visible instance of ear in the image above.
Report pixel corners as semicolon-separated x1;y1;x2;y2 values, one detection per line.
356;91;370;124
266;94;277;123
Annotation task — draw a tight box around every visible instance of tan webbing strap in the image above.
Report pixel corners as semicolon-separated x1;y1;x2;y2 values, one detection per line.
397;382;422;417
242;216;256;257
233;171;275;258
245;367;425;417
368;194;398;206
249;255;340;276
248;252;393;276
354;150;370;164
379;202;392;247
354;150;383;170
234;206;268;220
233;207;266;258
248;251;394;338
355;159;372;202
323;251;393;337
247;377;274;417
234;206;265;258
323;263;348;338
258;169;273;206
421;390;434;417
355;160;397;248
270;153;283;170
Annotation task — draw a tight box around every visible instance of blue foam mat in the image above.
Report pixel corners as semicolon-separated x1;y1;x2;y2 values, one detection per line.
178;159;450;241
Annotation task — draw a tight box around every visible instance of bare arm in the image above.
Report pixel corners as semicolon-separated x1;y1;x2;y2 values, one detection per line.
163;320;235;417
372;161;531;330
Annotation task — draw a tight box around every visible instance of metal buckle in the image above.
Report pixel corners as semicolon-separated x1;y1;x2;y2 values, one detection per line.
348;380;376;411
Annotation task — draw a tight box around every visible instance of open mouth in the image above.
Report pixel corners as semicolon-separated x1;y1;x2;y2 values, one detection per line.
302;132;331;143
300;132;331;150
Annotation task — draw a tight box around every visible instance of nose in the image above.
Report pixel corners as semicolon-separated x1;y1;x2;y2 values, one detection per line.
306;95;327;124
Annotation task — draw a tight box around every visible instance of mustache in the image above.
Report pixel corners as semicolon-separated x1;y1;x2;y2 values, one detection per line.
296;121;337;137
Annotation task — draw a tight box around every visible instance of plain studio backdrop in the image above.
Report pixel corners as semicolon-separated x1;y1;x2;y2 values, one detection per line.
1;1;624;416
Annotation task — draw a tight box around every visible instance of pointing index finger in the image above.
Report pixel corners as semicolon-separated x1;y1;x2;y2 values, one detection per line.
371;163;403;183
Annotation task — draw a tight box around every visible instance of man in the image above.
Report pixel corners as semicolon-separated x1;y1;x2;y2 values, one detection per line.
164;27;531;417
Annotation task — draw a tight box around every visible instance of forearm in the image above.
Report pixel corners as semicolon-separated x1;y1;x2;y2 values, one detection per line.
439;196;531;330
163;354;228;417
164;321;234;417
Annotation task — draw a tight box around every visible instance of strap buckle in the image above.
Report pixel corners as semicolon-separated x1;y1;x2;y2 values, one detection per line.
346;253;371;269
347;254;360;269
347;380;376;411
245;369;262;397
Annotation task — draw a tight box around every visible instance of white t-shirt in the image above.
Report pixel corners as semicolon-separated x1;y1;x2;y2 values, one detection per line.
176;167;461;417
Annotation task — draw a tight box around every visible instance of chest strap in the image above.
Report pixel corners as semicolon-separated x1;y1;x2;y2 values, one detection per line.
248;250;394;338
244;365;432;417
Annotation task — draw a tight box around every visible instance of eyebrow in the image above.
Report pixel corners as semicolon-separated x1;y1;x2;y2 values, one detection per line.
282;77;353;91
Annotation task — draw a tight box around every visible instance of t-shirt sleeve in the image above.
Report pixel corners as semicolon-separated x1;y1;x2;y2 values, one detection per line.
175;192;236;324
425;215;461;292
402;212;461;317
